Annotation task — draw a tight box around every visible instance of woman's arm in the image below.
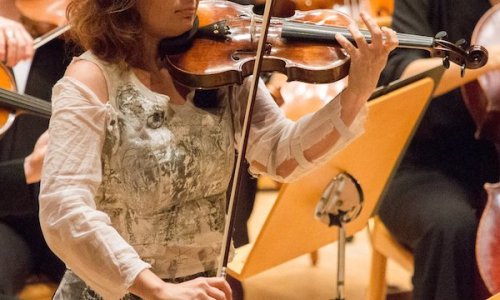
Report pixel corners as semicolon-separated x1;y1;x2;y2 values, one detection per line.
39;62;150;299
235;13;397;182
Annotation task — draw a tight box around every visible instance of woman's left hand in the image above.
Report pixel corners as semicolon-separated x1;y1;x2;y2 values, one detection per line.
335;12;398;100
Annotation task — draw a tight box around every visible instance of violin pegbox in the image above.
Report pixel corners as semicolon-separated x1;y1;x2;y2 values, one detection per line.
432;31;488;77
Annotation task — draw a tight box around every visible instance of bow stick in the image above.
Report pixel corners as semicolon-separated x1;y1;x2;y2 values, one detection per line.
217;0;277;278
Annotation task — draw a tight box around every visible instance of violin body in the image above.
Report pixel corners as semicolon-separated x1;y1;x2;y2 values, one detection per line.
163;0;351;89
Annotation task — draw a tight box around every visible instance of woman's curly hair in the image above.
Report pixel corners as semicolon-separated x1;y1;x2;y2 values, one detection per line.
66;0;143;66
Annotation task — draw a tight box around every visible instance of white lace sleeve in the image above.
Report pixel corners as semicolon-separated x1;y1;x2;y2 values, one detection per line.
229;77;368;182
39;77;150;299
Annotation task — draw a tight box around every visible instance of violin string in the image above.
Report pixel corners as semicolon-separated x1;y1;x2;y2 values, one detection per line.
283;21;436;48
0;88;51;117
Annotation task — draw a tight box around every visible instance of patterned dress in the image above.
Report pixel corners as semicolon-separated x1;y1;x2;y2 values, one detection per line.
40;50;367;299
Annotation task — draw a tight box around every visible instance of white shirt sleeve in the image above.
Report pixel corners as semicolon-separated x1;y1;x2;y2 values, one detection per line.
39;77;150;300
229;77;368;182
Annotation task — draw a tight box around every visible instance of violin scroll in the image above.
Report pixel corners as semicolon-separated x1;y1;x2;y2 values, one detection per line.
432;32;488;75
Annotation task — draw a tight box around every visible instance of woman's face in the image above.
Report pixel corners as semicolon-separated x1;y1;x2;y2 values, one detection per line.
137;0;199;39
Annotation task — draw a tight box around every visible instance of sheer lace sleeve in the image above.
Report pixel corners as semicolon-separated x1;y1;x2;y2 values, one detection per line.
229;77;367;182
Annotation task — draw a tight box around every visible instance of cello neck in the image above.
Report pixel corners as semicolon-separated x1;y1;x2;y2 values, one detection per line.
0;88;51;118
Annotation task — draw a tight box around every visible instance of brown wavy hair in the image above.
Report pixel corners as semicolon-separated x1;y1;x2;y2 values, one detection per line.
66;0;143;66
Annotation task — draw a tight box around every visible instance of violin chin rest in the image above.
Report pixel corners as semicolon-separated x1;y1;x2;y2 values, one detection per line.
158;16;199;57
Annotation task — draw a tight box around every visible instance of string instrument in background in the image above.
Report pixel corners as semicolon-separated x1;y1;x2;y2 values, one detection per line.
465;4;500;296
293;0;393;26
0;0;69;138
461;4;500;149
266;0;391;122
265;0;392;114
0;27;68;137
15;0;69;38
0;87;51;137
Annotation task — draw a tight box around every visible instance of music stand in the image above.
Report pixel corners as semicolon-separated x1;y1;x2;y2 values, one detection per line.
228;67;444;299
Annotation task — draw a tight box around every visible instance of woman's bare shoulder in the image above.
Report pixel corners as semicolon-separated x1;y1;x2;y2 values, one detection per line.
64;59;108;103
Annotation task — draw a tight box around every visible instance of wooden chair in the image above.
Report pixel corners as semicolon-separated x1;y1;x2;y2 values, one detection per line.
366;216;413;300
18;282;57;300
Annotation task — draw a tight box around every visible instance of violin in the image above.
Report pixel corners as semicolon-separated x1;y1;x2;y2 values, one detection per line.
160;0;488;89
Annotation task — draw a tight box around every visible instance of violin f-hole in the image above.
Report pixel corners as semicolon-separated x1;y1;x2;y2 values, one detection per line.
231;43;272;61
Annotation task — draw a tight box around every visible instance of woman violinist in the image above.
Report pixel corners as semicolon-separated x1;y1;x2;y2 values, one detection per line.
0;0;70;297
39;0;398;299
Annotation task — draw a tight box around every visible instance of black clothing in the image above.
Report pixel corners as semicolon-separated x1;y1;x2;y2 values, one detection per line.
377;0;499;299
0;38;70;296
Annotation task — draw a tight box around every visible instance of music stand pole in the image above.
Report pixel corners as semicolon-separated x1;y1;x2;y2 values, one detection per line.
335;223;346;300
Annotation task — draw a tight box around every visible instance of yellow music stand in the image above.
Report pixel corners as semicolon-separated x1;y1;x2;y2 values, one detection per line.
228;70;442;281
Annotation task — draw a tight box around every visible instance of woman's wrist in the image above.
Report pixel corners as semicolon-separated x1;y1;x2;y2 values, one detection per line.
128;269;166;300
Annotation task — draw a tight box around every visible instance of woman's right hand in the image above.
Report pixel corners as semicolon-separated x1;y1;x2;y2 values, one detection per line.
0;16;34;67
129;269;232;300
159;277;232;300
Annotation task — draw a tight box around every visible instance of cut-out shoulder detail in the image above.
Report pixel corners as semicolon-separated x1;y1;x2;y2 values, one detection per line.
65;59;109;104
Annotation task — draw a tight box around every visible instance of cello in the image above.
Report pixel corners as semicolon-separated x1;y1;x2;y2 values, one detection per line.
0;0;69;138
463;3;500;295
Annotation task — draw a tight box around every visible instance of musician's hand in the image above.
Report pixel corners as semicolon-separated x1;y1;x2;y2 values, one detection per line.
24;131;48;184
158;277;232;300
335;12;398;101
0;16;34;67
130;269;232;300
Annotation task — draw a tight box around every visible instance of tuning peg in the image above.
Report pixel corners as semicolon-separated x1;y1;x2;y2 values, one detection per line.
461;64;466;77
442;56;450;69
435;31;448;40
455;39;468;49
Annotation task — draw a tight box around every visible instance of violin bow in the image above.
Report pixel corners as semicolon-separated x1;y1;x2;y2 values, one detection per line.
32;24;71;50
217;0;277;278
